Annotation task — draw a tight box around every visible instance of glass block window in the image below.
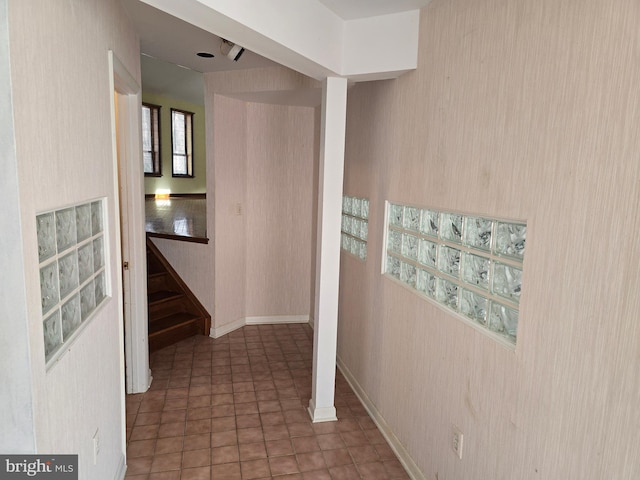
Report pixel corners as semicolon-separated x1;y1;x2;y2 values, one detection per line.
341;195;369;261
37;199;110;365
384;202;525;346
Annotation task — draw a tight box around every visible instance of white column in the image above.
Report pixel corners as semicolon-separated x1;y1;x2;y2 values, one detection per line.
308;76;348;423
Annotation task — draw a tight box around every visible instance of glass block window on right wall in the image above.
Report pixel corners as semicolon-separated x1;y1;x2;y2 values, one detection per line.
341;195;369;261
384;202;525;347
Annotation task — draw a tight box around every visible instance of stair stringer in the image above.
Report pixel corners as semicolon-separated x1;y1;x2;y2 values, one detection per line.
146;237;211;351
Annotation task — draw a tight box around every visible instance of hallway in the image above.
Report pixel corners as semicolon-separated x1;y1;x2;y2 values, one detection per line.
124;324;410;479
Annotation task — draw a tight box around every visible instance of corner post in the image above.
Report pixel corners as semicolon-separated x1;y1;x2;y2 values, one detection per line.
308;76;348;423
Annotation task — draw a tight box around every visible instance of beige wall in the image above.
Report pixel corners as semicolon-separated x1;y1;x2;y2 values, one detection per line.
245;102;315;316
339;0;640;479
155;67;319;332
212;94;248;327
142;92;206;195
211;91;317;328
7;0;139;477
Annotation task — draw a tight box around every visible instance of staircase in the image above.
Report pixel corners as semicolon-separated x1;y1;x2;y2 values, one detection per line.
146;237;211;353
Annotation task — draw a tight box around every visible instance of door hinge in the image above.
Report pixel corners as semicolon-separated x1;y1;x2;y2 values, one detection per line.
123;261;129;270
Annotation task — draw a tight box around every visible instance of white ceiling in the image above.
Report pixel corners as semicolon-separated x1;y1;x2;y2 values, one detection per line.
122;0;279;75
319;0;431;20
121;0;430;105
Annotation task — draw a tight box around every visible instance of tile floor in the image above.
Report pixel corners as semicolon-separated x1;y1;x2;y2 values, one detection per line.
125;323;410;479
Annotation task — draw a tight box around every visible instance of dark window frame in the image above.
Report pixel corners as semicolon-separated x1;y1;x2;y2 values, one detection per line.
142;103;162;177
171;108;194;178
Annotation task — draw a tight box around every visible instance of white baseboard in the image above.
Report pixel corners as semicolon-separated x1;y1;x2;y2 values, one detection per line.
210;315;422;477
336;355;427;480
307;398;338;423
210;315;310;338
113;455;126;480
246;315;309;325
210;317;245;338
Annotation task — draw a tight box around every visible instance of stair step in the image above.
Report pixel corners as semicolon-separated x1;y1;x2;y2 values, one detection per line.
147;272;173;295
148;290;183;305
146;252;165;276
148;295;193;324
148;313;204;352
148;272;167;279
148;312;202;335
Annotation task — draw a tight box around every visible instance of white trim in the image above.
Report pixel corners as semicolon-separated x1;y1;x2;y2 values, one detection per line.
108;51;150;396
108;51;149;480
0;0;35;449
245;315;309;325
113;455;126;480
211;315;311;338
336;355;427;480
310;314;424;476
307;398;338;423
210;317;245;339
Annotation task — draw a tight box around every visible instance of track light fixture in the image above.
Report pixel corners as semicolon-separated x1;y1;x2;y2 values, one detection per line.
221;39;245;62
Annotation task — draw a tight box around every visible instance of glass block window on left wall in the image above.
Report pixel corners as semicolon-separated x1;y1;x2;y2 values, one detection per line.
341;195;369;261
37;199;109;365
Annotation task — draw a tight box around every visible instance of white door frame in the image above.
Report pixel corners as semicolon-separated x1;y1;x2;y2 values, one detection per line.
108;51;150;395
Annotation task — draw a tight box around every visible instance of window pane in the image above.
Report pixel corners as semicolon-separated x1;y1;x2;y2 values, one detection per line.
173;155;187;175
142;106;151;151
171;109;193;177
143;152;153;173
142;104;160;175
172;111;186;154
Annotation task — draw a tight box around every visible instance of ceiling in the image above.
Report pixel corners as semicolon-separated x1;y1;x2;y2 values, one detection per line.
121;0;430;105
318;0;430;20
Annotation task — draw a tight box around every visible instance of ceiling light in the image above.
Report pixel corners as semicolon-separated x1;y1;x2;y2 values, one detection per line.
221;39;245;62
227;44;244;61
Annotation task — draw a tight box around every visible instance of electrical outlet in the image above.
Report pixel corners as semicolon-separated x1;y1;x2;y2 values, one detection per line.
452;425;463;459
93;429;100;465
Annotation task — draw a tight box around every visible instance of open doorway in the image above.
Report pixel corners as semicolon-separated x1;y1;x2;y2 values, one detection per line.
140;55;208;243
109;51;150;395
